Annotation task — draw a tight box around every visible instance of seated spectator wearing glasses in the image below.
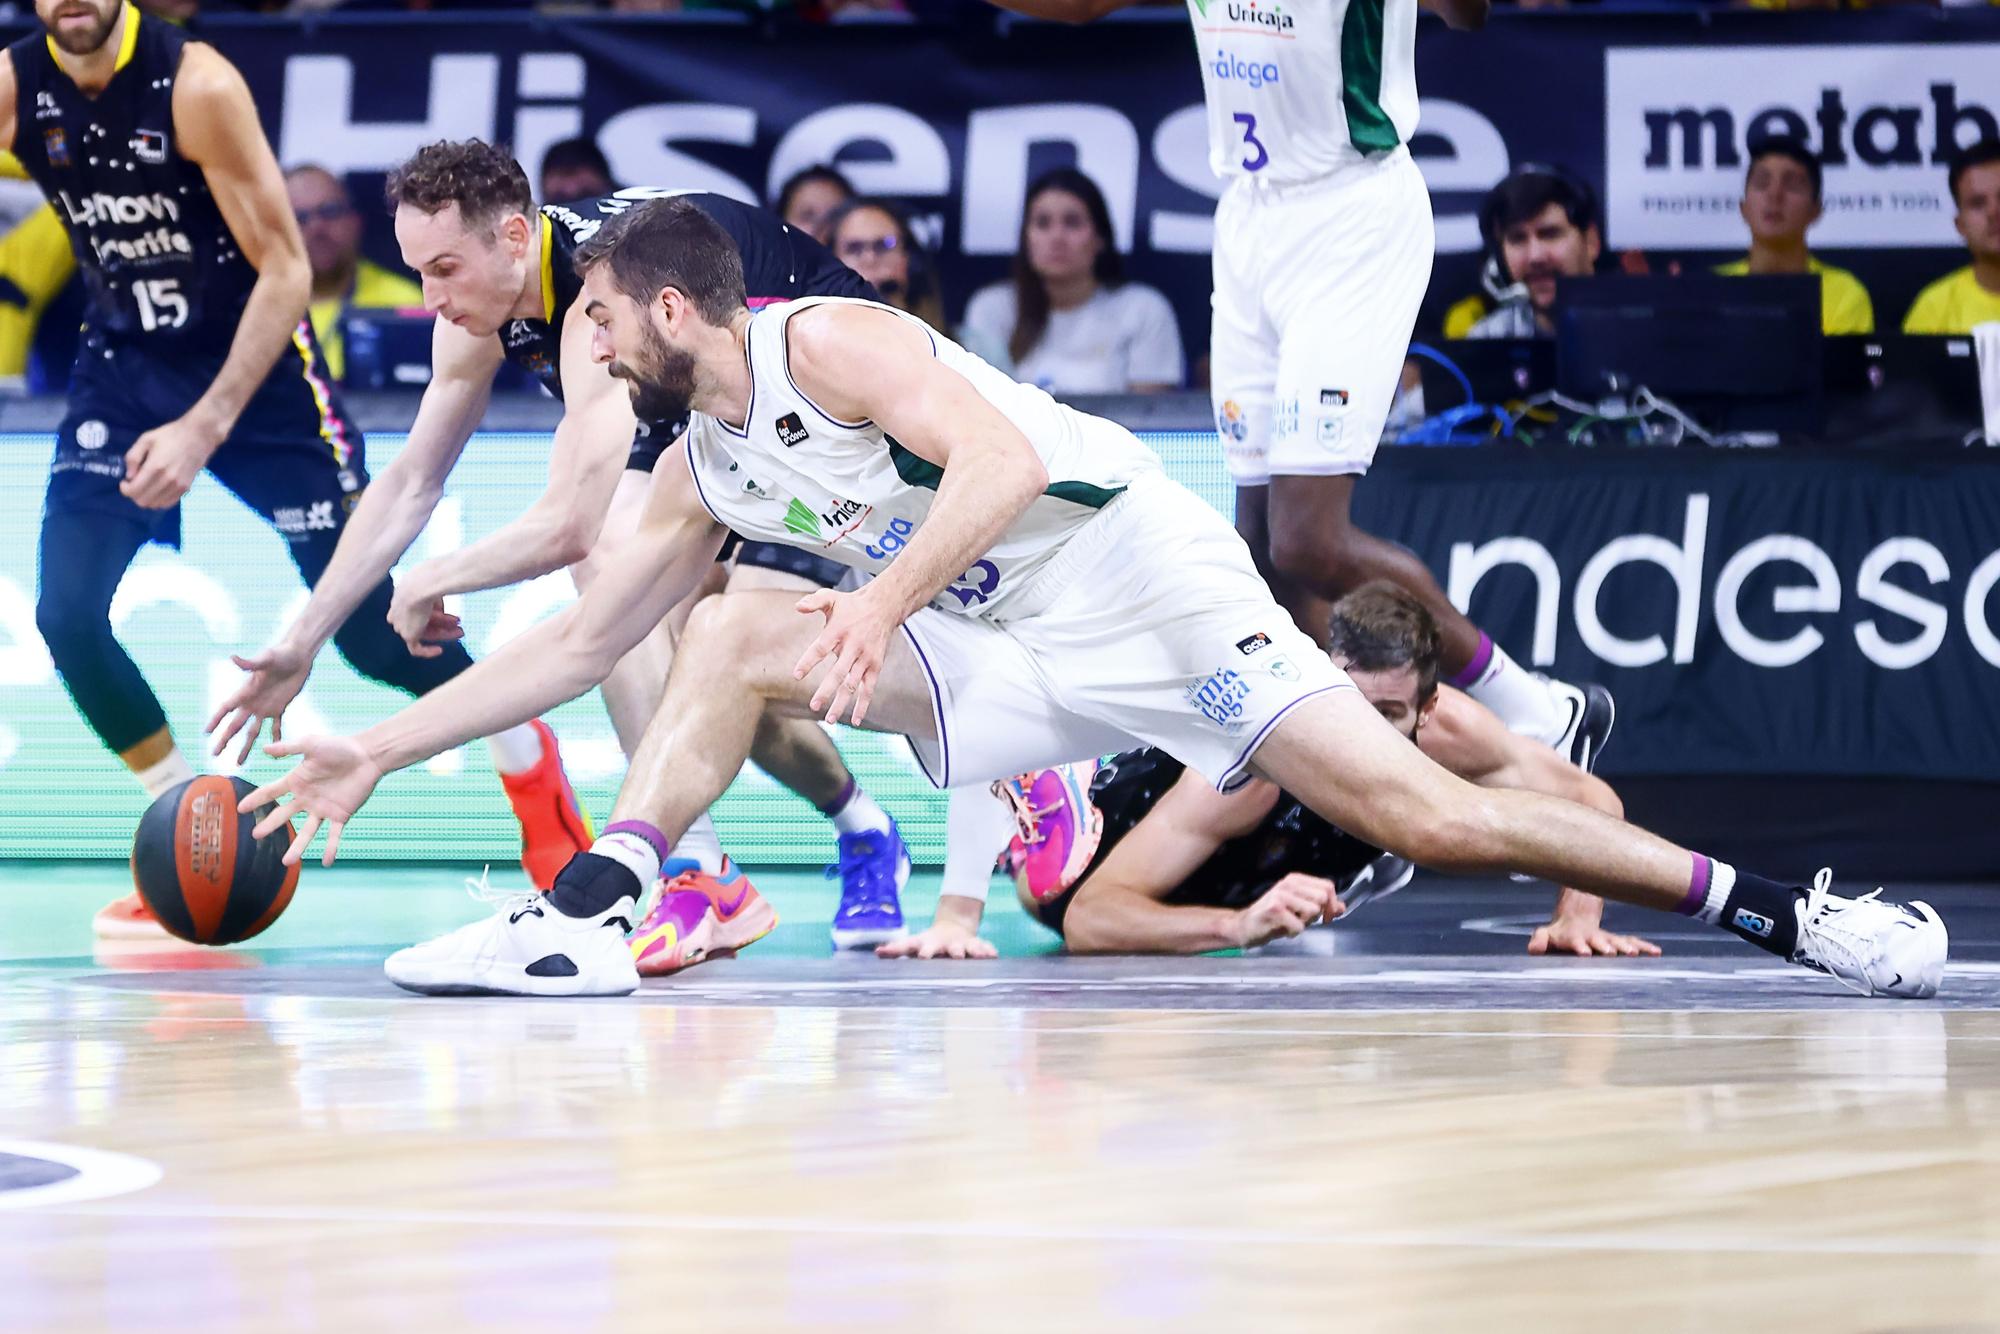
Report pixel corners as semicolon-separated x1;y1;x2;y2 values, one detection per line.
539;138;616;207
775;165;855;247
1903;139;2000;336
825;197;947;329
1715;135;1872;335
285;165;422;383
1464;166;1601;340
960;168;1183;394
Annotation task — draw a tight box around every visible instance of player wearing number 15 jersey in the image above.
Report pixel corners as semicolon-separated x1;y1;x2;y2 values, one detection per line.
0;0;590;938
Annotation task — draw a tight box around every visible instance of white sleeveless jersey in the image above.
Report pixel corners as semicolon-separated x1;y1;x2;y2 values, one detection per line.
1188;0;1420;184
683;297;1162;618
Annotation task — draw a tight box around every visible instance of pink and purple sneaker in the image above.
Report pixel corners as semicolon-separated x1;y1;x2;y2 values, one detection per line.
994;760;1104;904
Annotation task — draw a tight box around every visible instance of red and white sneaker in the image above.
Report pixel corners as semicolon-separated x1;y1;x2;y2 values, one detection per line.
628;859;776;977
498;720;594;891
94;890;173;942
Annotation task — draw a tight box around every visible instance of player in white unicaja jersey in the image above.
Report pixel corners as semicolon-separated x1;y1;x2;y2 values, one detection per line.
242;198;1944;1004
986;0;1610;773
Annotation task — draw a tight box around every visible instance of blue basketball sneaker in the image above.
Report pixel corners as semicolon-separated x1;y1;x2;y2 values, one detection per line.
828;823;910;950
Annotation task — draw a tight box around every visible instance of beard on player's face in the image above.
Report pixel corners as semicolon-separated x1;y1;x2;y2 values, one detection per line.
42;0;121;55
608;318;696;425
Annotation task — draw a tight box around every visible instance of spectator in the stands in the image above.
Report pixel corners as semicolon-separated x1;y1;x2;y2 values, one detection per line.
825;197;946;329
539;137;616;205
776;165;855;246
1716;134;1871;335
286;165;423;383
1464;164;1601;339
0;203;74;381
960;167;1183;393
1903;138;2000;335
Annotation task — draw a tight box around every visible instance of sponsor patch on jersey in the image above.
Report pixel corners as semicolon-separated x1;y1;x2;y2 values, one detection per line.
775;412;809;448
1216;399;1247;442
1317;417;1344;446
75;420;108;452
1236;631;1273;655
1320;388;1351;409
131;130;168;165
34;91;60;121
43;127;69;168
1267;654;1301;682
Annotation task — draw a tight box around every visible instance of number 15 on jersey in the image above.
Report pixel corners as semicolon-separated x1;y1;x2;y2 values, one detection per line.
133;277;188;331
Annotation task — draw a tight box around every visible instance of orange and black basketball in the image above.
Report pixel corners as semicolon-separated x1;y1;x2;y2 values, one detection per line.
131;776;300;946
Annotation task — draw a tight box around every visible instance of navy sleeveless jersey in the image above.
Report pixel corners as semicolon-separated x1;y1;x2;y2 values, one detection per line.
499;188;874;441
1090;749;1381;911
8;12;257;344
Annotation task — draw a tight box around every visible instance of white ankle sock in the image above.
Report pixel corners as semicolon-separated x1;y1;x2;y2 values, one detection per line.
1461;642;1564;744
825;783;892;837
134;749;196;799
487;723;546;776
669;813;727;876
591;824;666;890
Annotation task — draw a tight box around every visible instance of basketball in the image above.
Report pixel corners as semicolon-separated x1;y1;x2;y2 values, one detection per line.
130;776;301;946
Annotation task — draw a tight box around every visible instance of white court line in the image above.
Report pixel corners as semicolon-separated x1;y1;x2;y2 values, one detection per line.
19;1199;2000;1258
0;1141;162;1211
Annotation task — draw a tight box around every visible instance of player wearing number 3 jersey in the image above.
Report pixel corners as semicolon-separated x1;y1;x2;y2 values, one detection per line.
0;0;588;938
983;0;1607;772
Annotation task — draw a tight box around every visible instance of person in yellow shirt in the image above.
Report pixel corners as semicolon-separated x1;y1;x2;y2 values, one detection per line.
0;150;77;378
1903;139;2000;336
284;164;423;381
1716;134;1873;335
0;202;75;378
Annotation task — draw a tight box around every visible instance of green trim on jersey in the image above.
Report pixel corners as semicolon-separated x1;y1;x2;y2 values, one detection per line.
887;437;945;490
889;437;1125;510
1044;479;1126;510
1340;0;1400;153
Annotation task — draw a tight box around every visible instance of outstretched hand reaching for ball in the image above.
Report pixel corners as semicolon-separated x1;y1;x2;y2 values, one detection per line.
239;735;385;867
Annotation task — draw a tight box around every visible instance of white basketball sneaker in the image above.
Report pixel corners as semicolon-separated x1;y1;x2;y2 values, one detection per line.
385;871;641;998
1790;869;1947;1000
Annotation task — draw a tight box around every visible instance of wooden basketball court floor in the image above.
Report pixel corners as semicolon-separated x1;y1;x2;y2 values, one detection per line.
4;862;2000;1333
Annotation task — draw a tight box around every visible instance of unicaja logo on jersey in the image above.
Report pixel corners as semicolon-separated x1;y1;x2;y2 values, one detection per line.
1226;1;1294;31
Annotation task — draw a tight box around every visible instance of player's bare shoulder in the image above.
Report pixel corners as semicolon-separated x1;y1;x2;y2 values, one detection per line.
783;300;927;413
166;41;257;158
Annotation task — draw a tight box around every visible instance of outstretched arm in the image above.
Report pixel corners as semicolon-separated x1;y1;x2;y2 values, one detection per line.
208;320;498;757
245;449;726;865
396;301;636;612
1063;775;1341;954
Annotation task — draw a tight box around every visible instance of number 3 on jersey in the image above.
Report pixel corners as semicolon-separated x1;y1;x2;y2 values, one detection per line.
1233;113;1270;173
133;278;188;331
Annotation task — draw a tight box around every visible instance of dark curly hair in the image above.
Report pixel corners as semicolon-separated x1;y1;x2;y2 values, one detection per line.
385;139;534;233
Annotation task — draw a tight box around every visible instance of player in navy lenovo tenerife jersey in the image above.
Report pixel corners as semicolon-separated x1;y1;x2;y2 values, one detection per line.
1;2;589;937
210;141;918;958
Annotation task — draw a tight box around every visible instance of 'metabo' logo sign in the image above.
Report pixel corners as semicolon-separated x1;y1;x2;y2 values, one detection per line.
1604;43;1999;249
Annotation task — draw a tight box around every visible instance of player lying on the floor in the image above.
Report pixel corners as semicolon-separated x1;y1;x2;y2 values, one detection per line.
207;140;915;948
883;583;1662;960
241;197;1947;1001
